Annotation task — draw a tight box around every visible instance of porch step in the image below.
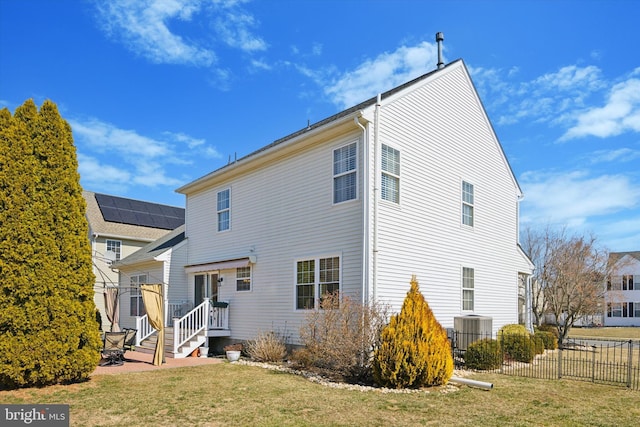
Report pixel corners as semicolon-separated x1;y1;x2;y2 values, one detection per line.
137;327;207;359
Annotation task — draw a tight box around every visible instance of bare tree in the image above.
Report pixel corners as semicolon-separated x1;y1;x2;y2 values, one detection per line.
522;226;609;344
543;230;608;344
520;226;551;326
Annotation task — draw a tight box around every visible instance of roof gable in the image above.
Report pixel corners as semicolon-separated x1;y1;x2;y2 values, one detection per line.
178;59;522;198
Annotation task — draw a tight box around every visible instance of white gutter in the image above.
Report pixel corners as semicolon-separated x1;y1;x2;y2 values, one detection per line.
354;116;369;306
91;232;157;243
373;93;381;302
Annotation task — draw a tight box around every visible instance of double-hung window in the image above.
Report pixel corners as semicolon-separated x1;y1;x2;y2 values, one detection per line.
462;267;474;311
333;142;357;203
217;189;230;232
296;256;340;309
130;274;147;316
236;266;251;292
381;144;400;203
106;239;121;262
462;181;474;227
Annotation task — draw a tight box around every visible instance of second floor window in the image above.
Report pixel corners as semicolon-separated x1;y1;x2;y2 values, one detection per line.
106;239;121;262
217;189;230;232
333;142;357;203
462;181;474;227
381;144;400;203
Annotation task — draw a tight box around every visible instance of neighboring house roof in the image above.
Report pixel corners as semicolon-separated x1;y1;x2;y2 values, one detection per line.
177;58;522;198
83;191;185;241
111;225;186;268
609;251;640;266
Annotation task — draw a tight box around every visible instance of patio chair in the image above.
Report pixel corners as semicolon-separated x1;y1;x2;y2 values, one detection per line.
100;331;126;366
123;328;137;352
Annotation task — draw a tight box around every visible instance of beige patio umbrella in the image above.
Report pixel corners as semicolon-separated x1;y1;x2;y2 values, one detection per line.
141;284;165;366
103;287;120;332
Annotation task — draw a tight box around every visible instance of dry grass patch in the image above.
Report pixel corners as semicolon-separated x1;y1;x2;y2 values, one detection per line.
1;362;639;426
569;327;640;340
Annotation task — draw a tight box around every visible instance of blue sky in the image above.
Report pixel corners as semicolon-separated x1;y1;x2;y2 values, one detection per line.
1;0;639;251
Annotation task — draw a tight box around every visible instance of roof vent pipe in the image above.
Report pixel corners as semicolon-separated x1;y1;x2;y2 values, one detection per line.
436;32;444;69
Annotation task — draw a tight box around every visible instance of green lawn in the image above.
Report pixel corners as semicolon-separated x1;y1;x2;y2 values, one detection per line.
1;362;639;426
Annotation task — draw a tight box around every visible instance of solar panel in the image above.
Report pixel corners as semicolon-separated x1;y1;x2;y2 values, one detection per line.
95;193;185;230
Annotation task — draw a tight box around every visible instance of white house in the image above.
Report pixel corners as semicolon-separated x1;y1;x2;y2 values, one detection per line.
116;57;534;357
605;251;640;327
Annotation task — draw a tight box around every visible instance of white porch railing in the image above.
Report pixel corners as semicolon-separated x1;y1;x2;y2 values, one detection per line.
172;299;230;354
135;314;155;347
134;299;229;354
167;300;192;327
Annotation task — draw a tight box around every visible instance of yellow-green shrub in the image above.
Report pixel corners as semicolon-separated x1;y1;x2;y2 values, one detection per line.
464;338;502;370
498;324;535;363
534;330;558;350
372;276;453;388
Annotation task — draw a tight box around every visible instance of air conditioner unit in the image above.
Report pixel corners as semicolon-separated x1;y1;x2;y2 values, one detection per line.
454;315;493;350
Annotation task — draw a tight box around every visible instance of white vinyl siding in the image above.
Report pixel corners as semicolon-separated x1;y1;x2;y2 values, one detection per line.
381;144;400;203
333;142;357;204
217;189;230;232
185;130;362;342
373;63;526;333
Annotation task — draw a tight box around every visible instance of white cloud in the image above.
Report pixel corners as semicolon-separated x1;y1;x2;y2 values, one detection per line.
588;147;640;164
324;41;439;108
598;217;640;252
213;6;266;52
77;153;131;193
520;170;640;228
561;78;640;140
71;117;216;192
471;64;606;127
95;0;266;67
96;0;216;66
70;119;171;158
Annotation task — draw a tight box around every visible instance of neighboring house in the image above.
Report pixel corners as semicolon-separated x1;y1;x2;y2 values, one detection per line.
605;251;640;327
117;58;534;357
83;191;185;331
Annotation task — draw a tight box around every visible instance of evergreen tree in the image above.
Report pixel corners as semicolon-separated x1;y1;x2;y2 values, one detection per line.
0;99;102;388
372;275;453;388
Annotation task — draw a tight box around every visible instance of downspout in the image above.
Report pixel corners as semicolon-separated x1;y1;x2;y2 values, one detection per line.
354;116;369;306
373;93;382;302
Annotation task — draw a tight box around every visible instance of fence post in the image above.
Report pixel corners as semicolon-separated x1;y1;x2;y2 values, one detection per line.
557;346;562;379
627;340;633;388
591;345;596;383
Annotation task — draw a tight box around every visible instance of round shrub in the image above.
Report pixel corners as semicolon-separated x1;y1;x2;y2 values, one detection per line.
499;324;535;363
464;338;502;370
536;324;559;339
534;330;558;350
534;336;545;355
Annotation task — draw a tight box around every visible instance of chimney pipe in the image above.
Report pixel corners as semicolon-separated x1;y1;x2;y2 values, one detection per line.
436;32;444;69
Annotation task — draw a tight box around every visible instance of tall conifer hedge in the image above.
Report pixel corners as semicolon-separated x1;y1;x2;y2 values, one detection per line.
0;99;102;388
